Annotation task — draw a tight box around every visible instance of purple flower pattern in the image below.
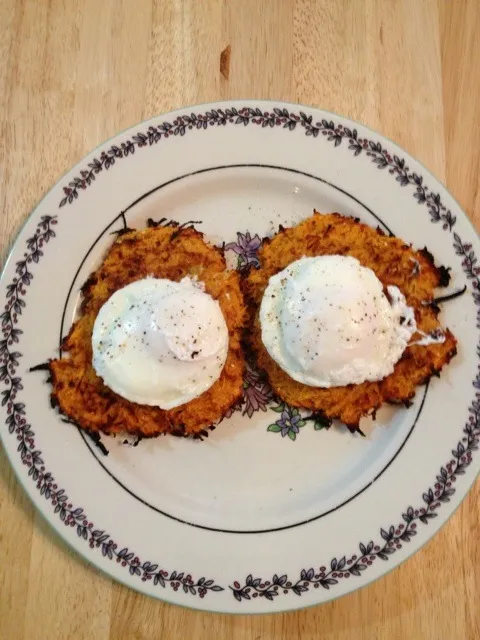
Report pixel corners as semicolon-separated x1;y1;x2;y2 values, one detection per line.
225;232;262;270
224;361;273;419
267;403;306;441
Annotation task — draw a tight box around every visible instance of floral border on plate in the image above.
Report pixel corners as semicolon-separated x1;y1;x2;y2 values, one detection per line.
59;107;456;233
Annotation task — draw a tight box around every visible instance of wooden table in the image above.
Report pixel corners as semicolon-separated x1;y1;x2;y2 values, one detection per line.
1;1;478;638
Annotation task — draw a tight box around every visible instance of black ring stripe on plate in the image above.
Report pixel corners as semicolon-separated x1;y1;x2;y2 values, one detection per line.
58;163;423;535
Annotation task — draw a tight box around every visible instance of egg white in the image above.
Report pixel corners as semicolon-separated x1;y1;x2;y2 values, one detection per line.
92;277;229;409
260;256;417;388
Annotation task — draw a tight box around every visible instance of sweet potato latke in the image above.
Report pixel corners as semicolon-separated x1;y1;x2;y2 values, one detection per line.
49;221;246;437
244;212;457;428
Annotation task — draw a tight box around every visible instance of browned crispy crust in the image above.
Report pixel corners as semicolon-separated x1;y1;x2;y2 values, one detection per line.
244;212;457;428
50;224;246;437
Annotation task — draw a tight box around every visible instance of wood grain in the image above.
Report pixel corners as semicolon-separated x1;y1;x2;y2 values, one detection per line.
0;1;478;638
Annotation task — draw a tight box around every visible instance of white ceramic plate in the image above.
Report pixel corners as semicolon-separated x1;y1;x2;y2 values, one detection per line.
1;101;479;614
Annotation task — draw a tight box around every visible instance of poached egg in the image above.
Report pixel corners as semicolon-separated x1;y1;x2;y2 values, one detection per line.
260;255;418;388
92;277;229;409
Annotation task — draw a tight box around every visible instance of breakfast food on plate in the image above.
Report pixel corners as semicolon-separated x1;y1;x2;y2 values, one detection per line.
49;210;457;438
49;221;246;437
244;211;457;428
